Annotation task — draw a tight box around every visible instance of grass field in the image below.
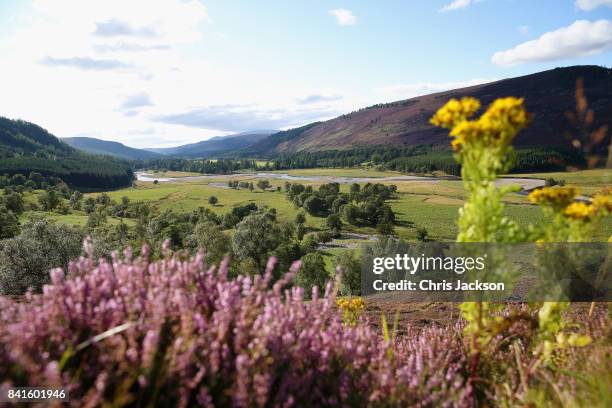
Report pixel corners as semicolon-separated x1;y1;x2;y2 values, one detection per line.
506;168;611;195
10;168;609;244
81;168;610;240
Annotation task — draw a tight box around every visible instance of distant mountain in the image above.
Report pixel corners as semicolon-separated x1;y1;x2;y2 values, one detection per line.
148;131;276;157
0;117;133;189
247;66;612;155
63;136;163;160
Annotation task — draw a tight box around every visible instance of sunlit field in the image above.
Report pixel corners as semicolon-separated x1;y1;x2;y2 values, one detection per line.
46;168;603;245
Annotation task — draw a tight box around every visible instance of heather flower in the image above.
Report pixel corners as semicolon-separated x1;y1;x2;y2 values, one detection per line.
0;245;472;407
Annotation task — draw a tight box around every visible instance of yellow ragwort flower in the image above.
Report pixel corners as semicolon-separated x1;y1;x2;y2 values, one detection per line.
430;97;481;129
336;297;365;312
528;187;578;207
591;193;612;213
481;97;529;130
432;96;528;151
564;202;597;221
451;138;463;152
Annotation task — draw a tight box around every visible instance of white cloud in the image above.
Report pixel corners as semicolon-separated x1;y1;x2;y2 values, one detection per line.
0;0;351;148
0;0;216;147
93;19;159;38
296;94;342;104
517;25;529;35
328;9;357;26
439;0;472;12
377;78;496;100
155;105;340;133
576;0;612;11
438;0;487;13
121;93;153;110
40;56;132;70
492;19;612;66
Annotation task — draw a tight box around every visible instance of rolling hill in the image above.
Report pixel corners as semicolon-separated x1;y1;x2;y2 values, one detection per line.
63;137;163;160
148;131;275;157
246;66;612;155
0;117;133;189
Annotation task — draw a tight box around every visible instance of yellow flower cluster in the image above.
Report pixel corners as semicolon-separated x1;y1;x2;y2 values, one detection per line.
480;97;529;130
564;202;597;221
431;97;528;152
528;187;578;207
563;191;612;221
430;97;480;129
336;297;365;325
591;191;612;213
529;188;611;222
336;297;365;312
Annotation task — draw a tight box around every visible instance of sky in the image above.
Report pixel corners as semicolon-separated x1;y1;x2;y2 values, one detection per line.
0;0;611;148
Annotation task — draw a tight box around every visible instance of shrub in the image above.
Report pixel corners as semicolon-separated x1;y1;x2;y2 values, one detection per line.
86;211;107;228
315;231;333;243
69;191;83;209
0;217;83;295
38;189;61;211
189;221;230;264
0;205;19;239
208;195;218;205
326;213;342;231
302;195;326;215
416;226;429;241
295;223;305;241
335;250;361;296
232;212;281;269
376;221;394;235
82;197;96;214
293;253;328;297
1;191;24;215
294;211;306;224
256;179;270;190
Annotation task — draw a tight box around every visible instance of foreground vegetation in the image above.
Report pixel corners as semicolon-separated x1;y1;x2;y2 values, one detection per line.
0;244;609;407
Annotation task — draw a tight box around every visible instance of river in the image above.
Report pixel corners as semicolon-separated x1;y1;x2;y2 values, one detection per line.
135;171;546;190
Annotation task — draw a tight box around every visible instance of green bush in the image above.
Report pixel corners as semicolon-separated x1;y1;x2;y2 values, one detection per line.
0;205;19;239
0;217;83;295
293;252;328;297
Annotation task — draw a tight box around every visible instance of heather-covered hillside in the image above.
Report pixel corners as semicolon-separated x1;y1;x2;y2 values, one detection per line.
247;66;611;154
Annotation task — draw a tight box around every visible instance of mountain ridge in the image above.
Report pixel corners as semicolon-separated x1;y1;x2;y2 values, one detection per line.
247;65;612;155
147;131;276;157
63;137;163;160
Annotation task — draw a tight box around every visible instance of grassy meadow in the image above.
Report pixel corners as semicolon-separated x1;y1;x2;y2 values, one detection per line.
61;167;610;245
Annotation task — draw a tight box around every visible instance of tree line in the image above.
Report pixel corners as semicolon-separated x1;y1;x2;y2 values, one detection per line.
131;144;589;177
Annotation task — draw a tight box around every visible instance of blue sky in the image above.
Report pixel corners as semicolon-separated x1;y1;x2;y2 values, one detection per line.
0;0;610;147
